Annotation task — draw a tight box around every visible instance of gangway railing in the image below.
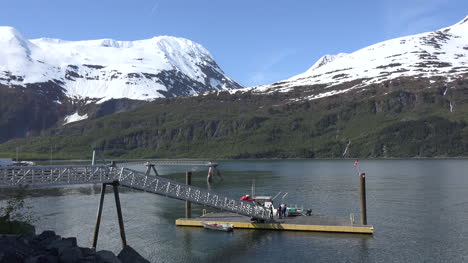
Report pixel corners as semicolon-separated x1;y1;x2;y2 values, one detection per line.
0;165;269;220
116;159;218;168
115;167;268;219
0;165;114;188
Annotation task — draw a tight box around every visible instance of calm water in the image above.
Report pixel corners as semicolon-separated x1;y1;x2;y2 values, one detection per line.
1;159;468;262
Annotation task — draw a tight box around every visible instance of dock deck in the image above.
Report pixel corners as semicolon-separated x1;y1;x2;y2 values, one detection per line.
176;212;374;234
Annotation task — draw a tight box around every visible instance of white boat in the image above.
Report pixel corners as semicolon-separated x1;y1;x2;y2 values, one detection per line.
241;194;306;218
202;222;234;232
241;181;307;218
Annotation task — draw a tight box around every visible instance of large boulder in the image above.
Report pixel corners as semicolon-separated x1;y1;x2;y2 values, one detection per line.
96;250;121;263
58;247;83;263
47;237;77;254
118;246;149;263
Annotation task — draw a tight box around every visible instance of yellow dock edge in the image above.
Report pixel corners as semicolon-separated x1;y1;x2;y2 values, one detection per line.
175;219;374;234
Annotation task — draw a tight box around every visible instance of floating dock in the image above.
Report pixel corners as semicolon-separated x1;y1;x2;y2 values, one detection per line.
176;212;374;234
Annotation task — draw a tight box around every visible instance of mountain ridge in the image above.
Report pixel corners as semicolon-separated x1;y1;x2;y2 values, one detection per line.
0;27;242;102
0;27;243;142
2;18;468;158
251;16;468;100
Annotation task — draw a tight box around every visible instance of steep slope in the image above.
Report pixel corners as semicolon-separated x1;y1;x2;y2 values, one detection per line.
0;27;242;101
252;16;468;100
2;75;468;159
0;27;242;142
297;53;348;76
3;18;468;159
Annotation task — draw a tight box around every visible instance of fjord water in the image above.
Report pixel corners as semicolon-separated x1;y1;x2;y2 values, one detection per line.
2;159;468;262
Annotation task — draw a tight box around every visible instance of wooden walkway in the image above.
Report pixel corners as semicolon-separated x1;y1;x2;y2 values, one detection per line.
176;212;374;234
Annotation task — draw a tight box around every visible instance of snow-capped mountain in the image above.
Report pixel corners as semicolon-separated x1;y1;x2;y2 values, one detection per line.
296;53;348;76
252;16;468;100
0;26;242;102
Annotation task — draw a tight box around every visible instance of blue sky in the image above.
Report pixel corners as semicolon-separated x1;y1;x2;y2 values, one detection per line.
1;0;467;87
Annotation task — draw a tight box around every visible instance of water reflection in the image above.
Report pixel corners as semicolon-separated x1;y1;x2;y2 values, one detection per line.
1;159;468;262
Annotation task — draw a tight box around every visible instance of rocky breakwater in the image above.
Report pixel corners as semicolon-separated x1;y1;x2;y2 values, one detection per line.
0;230;149;263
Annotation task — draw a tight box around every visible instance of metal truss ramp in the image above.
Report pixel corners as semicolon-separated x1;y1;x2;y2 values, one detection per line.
0;165;269;220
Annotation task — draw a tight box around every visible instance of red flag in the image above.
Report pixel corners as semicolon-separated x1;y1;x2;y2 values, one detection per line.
353;159;358;168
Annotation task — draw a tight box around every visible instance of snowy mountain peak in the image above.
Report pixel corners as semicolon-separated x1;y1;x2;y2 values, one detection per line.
0;27;242;102
442;15;468;34
253;16;468;101
0;26;25;41
292;53;348;79
0;26;36;68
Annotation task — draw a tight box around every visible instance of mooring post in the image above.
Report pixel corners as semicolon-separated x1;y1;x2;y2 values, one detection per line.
112;181;127;248
92;183;107;249
359;173;367;225
185;171;192;218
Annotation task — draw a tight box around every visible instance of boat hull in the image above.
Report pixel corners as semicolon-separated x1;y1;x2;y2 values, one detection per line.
202;222;234;232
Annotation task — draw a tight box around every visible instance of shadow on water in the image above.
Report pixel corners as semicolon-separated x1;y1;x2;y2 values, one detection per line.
178;227;271;262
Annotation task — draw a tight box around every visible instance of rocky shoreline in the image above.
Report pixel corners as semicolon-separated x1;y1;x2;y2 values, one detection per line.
0;230;149;263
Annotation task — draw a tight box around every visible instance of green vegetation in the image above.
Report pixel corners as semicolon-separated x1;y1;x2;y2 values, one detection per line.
1;78;468;159
0;186;36;235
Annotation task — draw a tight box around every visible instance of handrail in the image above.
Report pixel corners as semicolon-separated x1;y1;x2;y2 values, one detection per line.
0;165;269;220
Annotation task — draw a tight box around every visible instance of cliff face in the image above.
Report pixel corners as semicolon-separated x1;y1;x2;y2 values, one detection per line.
0;82;66;142
2;75;468;159
0;28;243;143
2;19;468;158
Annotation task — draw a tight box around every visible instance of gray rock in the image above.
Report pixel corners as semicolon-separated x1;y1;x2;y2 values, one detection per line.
37;231;57;241
25;255;58;263
79;255;97;263
79;247;95;257
47;237;77;254
58;247;82;263
39;237;60;251
20;234;37;247
96;250;121;263
0;250;24;263
117;246;149;263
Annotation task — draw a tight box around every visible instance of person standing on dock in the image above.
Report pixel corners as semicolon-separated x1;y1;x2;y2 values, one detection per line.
282;204;287;217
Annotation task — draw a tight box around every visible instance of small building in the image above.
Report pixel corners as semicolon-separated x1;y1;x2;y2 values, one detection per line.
0;158;13;167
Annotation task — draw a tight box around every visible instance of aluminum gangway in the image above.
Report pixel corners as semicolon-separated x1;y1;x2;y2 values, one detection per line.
0;165;269;220
116;159;219;168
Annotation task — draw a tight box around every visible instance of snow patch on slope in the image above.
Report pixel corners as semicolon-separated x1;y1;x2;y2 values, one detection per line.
63;112;88;125
294;53;348;78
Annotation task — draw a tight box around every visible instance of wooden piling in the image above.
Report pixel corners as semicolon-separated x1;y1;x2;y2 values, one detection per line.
185;171;192;218
112;181;127;248
359;173;367;225
92;183;107;248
